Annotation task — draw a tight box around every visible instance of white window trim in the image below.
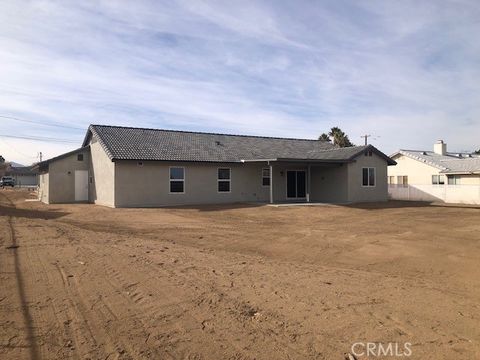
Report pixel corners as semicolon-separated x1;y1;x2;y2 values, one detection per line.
447;175;460;185
396;175;408;187
362;167;376;187
217;167;231;193
262;167;271;187
432;174;446;186
169;166;185;194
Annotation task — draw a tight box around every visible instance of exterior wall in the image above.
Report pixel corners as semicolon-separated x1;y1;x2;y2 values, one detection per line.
271;163;307;202
89;139;115;207
270;163;348;203
455;175;480;185
388;154;440;184
347;152;389;202
310;164;349;203
11;174;38;186
389;184;480;204
38;173;49;203
114;161;270;207
47;150;90;203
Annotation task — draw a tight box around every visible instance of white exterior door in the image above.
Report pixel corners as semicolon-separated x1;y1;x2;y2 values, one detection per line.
74;170;89;201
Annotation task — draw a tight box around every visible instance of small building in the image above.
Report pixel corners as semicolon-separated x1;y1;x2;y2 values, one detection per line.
388;140;480;204
7;166;39;187
34;125;396;207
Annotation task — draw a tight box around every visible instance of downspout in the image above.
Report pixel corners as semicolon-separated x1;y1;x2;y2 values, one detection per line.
307;164;311;202
269;161;274;204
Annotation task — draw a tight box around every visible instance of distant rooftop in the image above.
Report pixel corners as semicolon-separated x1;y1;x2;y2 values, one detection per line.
393;149;480;174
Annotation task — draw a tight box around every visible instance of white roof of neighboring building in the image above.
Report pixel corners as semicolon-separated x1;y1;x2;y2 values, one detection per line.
392;150;480;175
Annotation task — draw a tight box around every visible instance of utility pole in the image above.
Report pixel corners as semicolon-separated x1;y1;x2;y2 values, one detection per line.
360;134;371;145
38;152;42;162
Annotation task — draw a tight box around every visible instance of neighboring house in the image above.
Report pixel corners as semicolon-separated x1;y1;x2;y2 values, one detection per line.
389;140;480;204
6;166;39;187
33;125;396;208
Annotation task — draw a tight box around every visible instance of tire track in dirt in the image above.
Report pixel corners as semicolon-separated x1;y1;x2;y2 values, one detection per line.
0;192;40;360
45;218;316;359
89;232;315;357
51;223;247;359
12;221;146;359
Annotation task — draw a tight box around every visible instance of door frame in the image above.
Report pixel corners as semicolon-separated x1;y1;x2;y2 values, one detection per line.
286;169;307;200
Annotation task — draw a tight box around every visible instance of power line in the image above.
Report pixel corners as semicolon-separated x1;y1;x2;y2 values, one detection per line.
0;134;78;144
360;134;371;145
0;137;38;160
0;114;85;131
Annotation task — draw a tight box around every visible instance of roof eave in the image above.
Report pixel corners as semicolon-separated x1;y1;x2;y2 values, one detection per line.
440;170;480;175
31;146;90;170
350;145;397;165
394;150;445;170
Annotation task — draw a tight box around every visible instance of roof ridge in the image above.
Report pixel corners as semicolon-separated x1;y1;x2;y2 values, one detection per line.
398;150;447;170
399;149;433;153
311;144;367;153
90;124;331;143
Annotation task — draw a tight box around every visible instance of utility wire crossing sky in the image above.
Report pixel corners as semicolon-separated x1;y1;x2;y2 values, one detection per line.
0;0;479;164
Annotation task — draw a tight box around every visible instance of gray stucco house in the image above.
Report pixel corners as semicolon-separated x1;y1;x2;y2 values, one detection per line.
35;125;396;207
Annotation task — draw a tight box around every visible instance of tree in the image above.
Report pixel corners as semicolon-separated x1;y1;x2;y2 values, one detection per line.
0;156;7;177
318;133;331;142
328;127;354;147
475;149;480;155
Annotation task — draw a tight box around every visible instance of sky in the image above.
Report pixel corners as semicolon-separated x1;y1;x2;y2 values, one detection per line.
1;0;479;165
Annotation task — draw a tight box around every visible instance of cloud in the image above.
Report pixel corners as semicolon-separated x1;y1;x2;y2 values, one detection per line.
0;0;479;164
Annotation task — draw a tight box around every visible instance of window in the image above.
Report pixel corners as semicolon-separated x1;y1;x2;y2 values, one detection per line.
262;168;270;186
397;176;408;187
169;167;185;193
448;175;460;185
77;154;84;161
387;176;395;185
362;167;375;187
218;168;231;192
432;175;445;185
365;150;373;157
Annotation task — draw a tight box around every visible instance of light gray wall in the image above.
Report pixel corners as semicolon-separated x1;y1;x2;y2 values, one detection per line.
12;174;38;186
271;163;308;202
114;161;270;207
269;163;349;203
310;164;349;203
89;139;115;207
347;152;389;202
45;150;90;204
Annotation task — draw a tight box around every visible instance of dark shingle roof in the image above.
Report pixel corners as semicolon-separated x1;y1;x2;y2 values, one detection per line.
83;125;395;164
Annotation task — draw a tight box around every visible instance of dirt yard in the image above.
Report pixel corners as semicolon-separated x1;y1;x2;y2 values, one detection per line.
0;190;479;360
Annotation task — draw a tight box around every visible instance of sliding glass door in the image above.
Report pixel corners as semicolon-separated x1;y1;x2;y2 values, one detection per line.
286;170;306;199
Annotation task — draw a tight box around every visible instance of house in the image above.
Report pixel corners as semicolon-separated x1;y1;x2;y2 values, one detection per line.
388;140;480;204
34;125;396;207
7;166;38;187
0;161;38;187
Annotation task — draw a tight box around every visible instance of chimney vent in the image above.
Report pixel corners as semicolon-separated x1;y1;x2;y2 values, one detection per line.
434;140;447;155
